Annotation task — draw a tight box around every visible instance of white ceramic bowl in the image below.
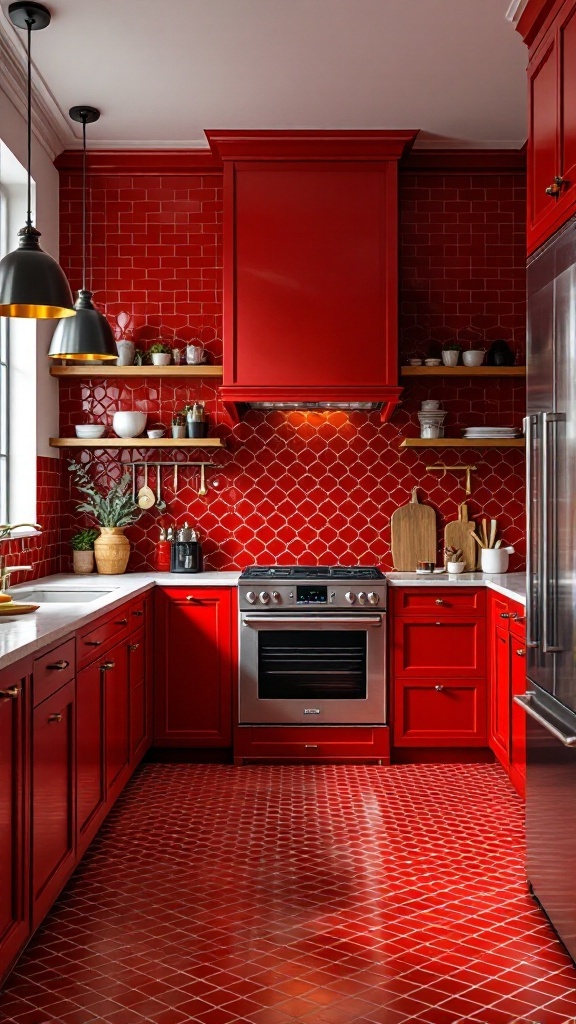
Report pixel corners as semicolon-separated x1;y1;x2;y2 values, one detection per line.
462;350;485;367
113;411;147;438
424;358;441;366
421;400;441;410
447;561;466;574
75;424;105;439
147;429;165;439
408;358;422;366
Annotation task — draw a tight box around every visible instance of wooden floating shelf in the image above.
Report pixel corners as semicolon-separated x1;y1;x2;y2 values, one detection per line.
400;366;526;377
50;365;223;379
400;438;525;448
49;437;225;449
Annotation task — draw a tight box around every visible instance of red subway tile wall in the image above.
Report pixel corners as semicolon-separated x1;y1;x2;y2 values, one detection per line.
56;161;526;573
1;457;64;583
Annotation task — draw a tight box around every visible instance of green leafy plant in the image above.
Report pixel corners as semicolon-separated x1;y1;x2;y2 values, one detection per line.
149;342;172;355
68;461;141;528
442;340;462;352
133;348;145;366
70;528;99;551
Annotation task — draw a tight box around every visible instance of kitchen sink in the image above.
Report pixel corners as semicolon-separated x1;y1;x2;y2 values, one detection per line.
12;589;115;604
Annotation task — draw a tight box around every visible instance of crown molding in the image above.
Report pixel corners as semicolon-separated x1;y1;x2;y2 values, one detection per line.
505;0;530;23
0;18;69;160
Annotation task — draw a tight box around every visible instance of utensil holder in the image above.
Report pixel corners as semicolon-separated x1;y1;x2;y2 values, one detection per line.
481;546;514;574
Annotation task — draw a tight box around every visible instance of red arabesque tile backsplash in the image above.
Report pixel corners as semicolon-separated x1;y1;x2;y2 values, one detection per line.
53;155;526;573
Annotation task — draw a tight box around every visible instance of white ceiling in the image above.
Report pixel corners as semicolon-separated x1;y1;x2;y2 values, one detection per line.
0;0;528;153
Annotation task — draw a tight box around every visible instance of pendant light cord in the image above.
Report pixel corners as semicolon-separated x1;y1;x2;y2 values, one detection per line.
25;13;34;230
82;115;87;292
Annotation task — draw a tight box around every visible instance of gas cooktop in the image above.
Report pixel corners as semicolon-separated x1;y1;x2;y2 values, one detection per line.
240;565;385;581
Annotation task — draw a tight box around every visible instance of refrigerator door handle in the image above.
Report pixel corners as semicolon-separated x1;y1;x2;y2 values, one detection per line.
514;693;576;746
524;413;539;649
542;411;564;653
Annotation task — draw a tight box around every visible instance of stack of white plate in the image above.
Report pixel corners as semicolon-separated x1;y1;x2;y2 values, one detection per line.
462;426;522;439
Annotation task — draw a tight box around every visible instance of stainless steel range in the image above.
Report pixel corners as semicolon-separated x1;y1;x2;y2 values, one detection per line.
238;566;387;726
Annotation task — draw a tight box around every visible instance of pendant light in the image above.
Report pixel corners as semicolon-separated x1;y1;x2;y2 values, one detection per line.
0;3;75;318
49;106;117;361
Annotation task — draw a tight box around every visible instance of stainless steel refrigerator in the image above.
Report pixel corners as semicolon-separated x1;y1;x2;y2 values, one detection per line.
520;215;576;962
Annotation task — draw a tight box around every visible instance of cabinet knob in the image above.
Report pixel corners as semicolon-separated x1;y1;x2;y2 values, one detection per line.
132;610;144;617
48;713;62;724
101;661;115;671
545;176;567;197
0;685;20;700
516;648;526;657
435;598;445;605
435;622;442;626
304;744;318;749
47;659;69;671
128;643;140;651
186;595;201;603
86;640;103;647
500;612;510;619
435;684;444;691
115;619;128;626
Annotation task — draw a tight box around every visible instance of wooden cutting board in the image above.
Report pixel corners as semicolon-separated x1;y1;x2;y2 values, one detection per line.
444;502;477;570
390;487;436;570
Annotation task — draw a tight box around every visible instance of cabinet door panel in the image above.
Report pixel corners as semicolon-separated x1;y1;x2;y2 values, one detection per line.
32;680;75;928
0;664;29;983
128;628;148;764
76;662;106;848
559;1;576;197
394;619;485;678
105;642;130;794
491;626;511;767
394;679;486;747
155;588;234;747
510;643;528;796
529;36;559;232
395;588;484;616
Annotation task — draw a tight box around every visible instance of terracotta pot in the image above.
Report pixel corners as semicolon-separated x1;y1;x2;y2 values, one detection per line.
72;550;94;574
94;527;130;575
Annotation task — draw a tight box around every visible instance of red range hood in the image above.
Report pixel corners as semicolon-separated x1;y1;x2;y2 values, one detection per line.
207;130;418;423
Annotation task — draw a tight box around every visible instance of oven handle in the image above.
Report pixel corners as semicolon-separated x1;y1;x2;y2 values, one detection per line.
242;615;383;628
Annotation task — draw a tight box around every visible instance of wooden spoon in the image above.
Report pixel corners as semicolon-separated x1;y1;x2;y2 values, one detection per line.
137;464;155;509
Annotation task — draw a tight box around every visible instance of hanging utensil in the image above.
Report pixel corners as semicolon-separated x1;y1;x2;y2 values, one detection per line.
198;463;207;497
137;463;155;509
173;463;179;495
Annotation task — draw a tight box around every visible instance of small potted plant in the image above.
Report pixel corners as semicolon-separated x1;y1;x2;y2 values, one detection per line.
70;528;99;574
441;341;462;367
68;461;142;575
149;342;172;366
172;413;186;439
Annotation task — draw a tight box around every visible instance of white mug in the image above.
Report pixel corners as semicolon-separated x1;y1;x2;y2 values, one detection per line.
481;546;515;574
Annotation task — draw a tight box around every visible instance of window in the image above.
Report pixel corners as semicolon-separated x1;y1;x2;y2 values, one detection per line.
0;186;7;523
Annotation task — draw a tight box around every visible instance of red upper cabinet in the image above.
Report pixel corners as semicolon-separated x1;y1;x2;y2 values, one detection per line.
524;0;576;252
206;130;417;422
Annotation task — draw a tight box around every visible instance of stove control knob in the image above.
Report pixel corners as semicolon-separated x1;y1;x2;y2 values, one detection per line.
271;591;281;604
245;591;257;604
367;592;379;605
357;591;367;605
259;591;270;604
345;591;356;604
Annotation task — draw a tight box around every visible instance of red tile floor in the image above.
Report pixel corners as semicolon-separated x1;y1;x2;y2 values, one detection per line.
1;763;576;1024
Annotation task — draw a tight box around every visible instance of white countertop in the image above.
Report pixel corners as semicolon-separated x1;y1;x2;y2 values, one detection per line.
0;568;525;672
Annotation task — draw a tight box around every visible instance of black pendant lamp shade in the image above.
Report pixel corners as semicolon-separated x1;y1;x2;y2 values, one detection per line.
49;106;117;361
0;3;75;318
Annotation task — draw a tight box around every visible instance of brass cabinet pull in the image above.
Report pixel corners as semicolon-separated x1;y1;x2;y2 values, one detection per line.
132;610;143;617
128;643;140;651
101;661;115;671
435;621;442;626
0;685;20;699
305;744;318;749
115;619;128;626
435;599;445;605
516;648;526;657
47;659;69;671
186;595;201;603
48;713;62;724
435;684;444;691
500;612;510;619
86;640;103;647
545;176;567;197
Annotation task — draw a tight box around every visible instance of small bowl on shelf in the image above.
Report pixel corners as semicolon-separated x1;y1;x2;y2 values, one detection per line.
408;358;423;366
462;350;485;367
75;424;105;439
113;411;147;438
424;358;442;367
147;424;166;439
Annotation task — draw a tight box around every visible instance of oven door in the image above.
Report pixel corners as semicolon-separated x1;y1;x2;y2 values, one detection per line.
238;612;386;725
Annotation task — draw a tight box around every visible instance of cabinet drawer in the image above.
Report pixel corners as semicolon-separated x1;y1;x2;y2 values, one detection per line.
395;588;485;616
509;604;527;641
33;638;75;707
234;726;390;762
77;606;131;669
129;597;146;625
393;618;486;678
394;679;487;747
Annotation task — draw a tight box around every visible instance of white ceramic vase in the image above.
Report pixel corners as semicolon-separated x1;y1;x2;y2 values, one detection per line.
116;340;135;366
151;353;171;366
441;350;459;367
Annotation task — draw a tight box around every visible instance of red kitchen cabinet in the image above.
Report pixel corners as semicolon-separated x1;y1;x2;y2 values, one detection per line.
391;587;487;748
491;626;511;765
234;726;390;764
154;588;236;748
128;627;148;766
510;643;527;798
104;640;130;800
0;661;30;986
488;592;526;797
32;678;75;929
207;130;417;422
76;658;106;856
526;0;576;252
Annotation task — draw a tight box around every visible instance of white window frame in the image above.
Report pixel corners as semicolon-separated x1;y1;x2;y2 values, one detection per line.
0;185;8;524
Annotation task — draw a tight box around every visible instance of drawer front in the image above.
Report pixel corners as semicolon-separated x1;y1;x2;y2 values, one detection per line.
33;638;75;706
394;618;486;678
77;606;131;669
129;597;147;626
394;679;487;747
395;588;485;616
509;602;527;640
235;726;390;762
